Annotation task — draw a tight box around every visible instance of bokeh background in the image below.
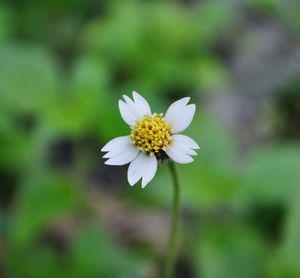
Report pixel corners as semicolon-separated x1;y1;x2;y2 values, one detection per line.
1;0;300;277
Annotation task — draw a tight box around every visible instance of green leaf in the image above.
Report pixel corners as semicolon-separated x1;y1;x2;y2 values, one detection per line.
0;43;59;115
68;224;140;278
181;113;239;210
241;145;300;205
7;245;62;278
11;174;83;245
271;195;300;277
0;5;12;40
196;226;268;278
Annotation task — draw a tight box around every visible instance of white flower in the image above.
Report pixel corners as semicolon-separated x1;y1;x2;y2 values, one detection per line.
101;91;199;188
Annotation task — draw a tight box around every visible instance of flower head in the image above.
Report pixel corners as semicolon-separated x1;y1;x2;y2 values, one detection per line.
101;91;199;188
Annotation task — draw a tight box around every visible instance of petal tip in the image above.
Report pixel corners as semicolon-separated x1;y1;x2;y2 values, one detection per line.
101;145;109;152
188;103;196;110
118;99;125;107
103;152;110;158
188;157;194;163
183;96;191;103
132;91;139;97
128;181;136;187
141;180;149;188
122;95;130;103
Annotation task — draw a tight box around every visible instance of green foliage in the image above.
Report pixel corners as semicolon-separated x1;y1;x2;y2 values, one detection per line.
0;4;12;40
10;173;83;245
275;196;300;276
0;43;59;115
82;1;231;97
1;0;300;277
196;225;267;278
241;145;300;205
68;225;139;278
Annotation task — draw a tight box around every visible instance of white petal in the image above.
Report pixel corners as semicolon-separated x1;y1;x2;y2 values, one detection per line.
101;136;131;152
119;100;138;126
104;145;139;166
172;134;200;149
103;145;132;158
127;152;146;186
167;135;199;158
132;91;151;116
103;152;113;158
165;97;190;124
165;144;194;164
165;97;196;133
169;104;196;133
123;95;141;119
127;152;158;187
182;148;197;156
141;155;158;188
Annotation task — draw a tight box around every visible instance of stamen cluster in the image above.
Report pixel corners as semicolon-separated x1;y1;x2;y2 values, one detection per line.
130;114;172;155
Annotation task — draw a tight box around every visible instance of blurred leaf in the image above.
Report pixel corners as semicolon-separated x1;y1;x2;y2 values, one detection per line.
81;1;232;98
43;56;107;135
0;4;12;40
277;0;300;38
0;43;59;115
181;113;240;210
11;174;83;245
0;116;31;170
270;194;300;277
42;55;129;139
7;245;62;278
240;145;300;205
68;224;140;278
196;225;268;278
250;0;279;14
194;58;229;91
196;2;235;44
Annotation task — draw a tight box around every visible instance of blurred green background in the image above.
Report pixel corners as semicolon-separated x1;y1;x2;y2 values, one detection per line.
1;0;300;277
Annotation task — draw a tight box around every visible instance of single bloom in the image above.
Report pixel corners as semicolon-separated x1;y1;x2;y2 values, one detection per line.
101;91;199;188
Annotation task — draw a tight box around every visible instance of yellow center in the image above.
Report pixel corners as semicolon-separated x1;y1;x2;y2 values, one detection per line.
130;113;172;155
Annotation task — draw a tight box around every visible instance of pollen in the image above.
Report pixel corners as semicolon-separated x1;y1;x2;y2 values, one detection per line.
130;113;172;155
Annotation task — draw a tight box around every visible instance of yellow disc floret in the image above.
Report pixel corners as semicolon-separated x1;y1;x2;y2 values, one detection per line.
130;113;172;155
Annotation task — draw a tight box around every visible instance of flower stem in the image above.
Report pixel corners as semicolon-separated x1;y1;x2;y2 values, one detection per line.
163;161;181;278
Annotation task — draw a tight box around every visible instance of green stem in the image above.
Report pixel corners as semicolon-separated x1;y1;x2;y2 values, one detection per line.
163;161;181;278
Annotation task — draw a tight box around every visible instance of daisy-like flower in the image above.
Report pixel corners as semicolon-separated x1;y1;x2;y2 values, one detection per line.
101;91;199;188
